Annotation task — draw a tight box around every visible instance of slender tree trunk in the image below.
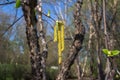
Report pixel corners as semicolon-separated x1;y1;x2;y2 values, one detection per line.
56;0;85;80
21;0;44;79
96;38;104;80
92;0;105;79
87;0;96;76
36;0;48;80
75;55;82;80
103;0;117;80
81;55;88;78
103;0;111;80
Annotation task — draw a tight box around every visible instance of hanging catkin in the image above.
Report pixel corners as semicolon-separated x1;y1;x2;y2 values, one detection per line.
61;23;64;51
54;21;64;64
54;21;58;42
58;25;61;64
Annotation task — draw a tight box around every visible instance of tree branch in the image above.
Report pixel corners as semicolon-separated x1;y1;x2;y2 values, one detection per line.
0;15;23;38
0;1;15;6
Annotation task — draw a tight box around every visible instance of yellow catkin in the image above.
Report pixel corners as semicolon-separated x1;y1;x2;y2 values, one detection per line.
54;26;57;42
58;54;62;64
58;25;62;64
54;21;64;64
54;21;59;42
61;22;64;51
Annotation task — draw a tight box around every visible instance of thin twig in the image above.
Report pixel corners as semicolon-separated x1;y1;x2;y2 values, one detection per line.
0;1;15;6
35;7;56;22
0;15;23;38
42;12;56;22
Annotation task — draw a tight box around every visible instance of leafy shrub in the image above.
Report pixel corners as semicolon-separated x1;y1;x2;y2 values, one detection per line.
46;67;58;80
0;64;30;80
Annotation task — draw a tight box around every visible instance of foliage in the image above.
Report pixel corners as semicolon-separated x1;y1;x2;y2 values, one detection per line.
46;67;58;80
102;49;120;57
0;64;30;80
47;10;50;17
15;0;21;8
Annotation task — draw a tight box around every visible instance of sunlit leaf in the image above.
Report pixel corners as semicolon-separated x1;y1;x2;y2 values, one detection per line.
111;50;120;56
102;49;109;55
102;49;120;57
15;0;21;8
47;10;50;17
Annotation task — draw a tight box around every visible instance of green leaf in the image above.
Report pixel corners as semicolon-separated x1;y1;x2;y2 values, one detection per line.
108;51;111;55
106;51;112;57
102;49;120;57
15;0;21;8
111;50;120;56
102;49;109;55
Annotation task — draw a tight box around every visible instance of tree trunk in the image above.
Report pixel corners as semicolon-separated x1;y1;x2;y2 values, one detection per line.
87;0;96;76
75;56;82;80
96;39;105;80
36;0;48;80
92;0;105;79
81;56;88;78
21;0;43;79
103;0;118;80
103;0;111;79
56;0;85;80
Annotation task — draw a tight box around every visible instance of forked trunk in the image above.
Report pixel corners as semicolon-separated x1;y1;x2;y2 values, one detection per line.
21;0;44;79
56;0;85;80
